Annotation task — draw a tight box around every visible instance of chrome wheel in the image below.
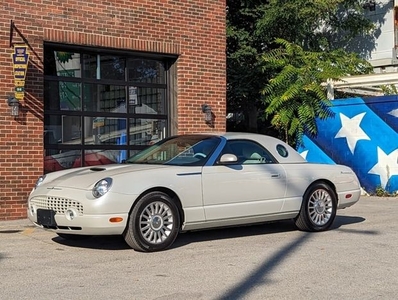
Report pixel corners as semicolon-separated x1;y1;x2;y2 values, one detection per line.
308;189;333;226
124;191;180;252
139;201;174;244
295;183;337;232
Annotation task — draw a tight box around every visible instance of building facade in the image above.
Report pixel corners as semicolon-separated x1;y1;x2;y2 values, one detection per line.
0;0;226;220
360;0;398;73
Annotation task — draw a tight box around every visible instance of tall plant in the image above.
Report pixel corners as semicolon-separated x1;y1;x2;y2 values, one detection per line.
262;38;373;144
227;0;379;139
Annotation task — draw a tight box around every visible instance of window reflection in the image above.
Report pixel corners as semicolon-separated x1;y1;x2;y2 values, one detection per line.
59;81;81;110
45;81;81;111
128;59;165;84
44;49;82;78
56;52;81;77
99;84;126;112
83;84;126;113
44;115;81;145
84;117;127;146
83;53;97;79
80;150;119;166
129;118;166;145
100;55;126;80
129;87;166;115
44;149;81;173
61;116;81;144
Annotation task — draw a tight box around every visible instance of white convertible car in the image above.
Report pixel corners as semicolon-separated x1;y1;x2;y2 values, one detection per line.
28;132;361;252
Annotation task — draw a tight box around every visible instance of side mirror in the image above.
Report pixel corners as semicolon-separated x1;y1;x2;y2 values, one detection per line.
219;153;238;164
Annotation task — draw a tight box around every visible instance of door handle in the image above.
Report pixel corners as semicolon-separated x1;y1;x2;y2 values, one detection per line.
271;174;280;178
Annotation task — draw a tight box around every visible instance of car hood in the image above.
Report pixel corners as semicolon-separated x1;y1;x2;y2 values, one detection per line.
41;164;170;189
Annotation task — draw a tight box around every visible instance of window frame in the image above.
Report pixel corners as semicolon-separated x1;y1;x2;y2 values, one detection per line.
43;42;177;171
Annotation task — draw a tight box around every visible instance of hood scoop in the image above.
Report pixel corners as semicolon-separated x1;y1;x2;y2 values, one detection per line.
90;167;106;172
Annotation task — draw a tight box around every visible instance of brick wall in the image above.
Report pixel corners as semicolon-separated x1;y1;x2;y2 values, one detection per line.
0;0;226;220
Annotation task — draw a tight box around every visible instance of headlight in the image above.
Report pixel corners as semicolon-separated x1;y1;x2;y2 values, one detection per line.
34;175;46;189
92;178;113;198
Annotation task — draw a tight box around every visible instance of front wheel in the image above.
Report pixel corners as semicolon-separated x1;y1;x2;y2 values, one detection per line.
123;192;180;252
295;183;337;232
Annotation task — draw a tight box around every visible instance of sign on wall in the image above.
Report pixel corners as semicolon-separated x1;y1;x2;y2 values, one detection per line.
11;44;29;100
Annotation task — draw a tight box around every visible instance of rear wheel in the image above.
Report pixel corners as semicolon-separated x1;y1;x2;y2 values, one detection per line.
295;183;337;231
123;191;180;252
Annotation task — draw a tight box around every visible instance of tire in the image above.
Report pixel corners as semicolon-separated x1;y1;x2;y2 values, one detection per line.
123;191;180;252
57;233;91;240
295;182;337;232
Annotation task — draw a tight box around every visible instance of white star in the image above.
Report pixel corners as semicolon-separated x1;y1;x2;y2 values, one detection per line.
300;150;308;160
335;112;370;154
388;108;398;117
368;147;398;189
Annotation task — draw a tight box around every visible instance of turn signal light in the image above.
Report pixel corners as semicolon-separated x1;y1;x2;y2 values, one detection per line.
109;217;123;223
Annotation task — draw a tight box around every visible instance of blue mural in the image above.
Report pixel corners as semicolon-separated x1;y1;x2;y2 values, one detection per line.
297;95;398;193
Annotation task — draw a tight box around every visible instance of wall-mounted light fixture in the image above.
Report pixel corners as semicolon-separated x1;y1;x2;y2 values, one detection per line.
201;104;212;124
363;0;376;11
7;95;20;116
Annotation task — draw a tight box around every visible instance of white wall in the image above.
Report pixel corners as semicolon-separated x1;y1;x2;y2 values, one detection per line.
366;0;394;61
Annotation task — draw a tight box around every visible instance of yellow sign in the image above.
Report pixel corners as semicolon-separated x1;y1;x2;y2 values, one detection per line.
11;44;29;100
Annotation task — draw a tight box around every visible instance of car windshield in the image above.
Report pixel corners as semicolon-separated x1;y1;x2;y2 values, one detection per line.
125;135;221;166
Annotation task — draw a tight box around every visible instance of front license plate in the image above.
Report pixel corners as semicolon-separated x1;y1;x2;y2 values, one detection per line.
37;209;57;227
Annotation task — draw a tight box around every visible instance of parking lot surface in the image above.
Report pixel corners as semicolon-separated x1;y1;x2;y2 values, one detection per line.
1;196;398;300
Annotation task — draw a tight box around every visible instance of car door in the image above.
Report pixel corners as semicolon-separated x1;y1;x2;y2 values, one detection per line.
201;140;287;221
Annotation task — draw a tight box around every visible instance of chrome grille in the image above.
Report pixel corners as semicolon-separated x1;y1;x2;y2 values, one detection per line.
30;196;84;215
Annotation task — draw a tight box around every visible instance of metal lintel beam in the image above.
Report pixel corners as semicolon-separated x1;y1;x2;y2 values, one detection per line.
324;73;398;88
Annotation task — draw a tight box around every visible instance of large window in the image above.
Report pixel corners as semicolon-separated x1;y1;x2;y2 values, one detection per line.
43;44;175;173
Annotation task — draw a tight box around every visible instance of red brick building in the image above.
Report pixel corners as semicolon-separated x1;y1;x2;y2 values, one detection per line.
0;1;226;220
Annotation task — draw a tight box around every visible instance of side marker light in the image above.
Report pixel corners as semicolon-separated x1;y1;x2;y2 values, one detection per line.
109;217;123;223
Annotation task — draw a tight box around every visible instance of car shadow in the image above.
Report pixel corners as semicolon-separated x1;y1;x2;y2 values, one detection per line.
51;214;365;251
172;214;366;249
173;220;297;248
331;215;366;230
52;235;131;250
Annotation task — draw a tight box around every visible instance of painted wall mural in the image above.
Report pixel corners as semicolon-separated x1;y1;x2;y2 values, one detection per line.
297;95;398;194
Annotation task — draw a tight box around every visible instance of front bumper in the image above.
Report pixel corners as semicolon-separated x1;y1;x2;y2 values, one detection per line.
28;210;128;235
27;187;135;236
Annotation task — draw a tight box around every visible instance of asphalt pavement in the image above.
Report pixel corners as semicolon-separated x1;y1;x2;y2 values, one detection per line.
1;196;398;300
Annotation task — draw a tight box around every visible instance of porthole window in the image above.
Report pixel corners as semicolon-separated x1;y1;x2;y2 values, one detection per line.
276;144;289;158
